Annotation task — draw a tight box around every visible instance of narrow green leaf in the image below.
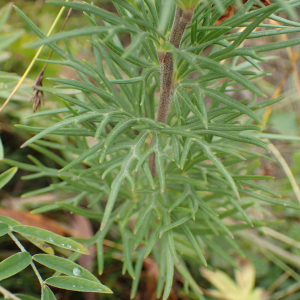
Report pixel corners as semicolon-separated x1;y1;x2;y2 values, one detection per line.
0;167;18;189
166;175;206;189
0;3;13;30
180;223;207;266
130;248;147;299
180;138;193;169
171;134;181;167
13;6;66;58
95;114;112;140
26;26;115;48
227;195;253;226
112;0;144;20
175;258;204;299
240;189;300;210
144;222;162;258
144;0;159;27
48;1;125;26
49;78;118;106
160;214;192;238
232;175;273;181
200;87;263;124
194;139;240;201
177;89;205;124
123;32;149;58
134;198;154;234
0;137;3;160
189;51;265;97
20;113;102;148
60;141;104;172
192;90;208;128
56;203;103;220
202;237;239;268
168;185;190;212
240;180;281;197
163;237;174;300
0;30;23;51
119;224;135;279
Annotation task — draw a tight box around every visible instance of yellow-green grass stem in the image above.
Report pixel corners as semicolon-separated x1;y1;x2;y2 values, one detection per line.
0;1;69;113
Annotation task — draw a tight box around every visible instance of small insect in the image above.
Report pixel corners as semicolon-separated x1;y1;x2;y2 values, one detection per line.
31;69;45;112
30;8;72;112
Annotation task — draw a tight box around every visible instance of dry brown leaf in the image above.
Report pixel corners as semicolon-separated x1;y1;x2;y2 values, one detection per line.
0;208;69;236
143;259;177;300
215;0;272;25
214;5;235;26
144;260;159;300
243;0;272;5
69;214;96;271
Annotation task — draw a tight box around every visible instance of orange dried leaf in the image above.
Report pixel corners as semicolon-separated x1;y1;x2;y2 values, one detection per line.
0;208;68;236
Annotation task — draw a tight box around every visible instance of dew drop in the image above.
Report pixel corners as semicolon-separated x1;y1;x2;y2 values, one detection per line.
61;243;65;246
48;237;54;242
283;203;287;206
73;267;82;276
67;244;72;248
73;285;75;287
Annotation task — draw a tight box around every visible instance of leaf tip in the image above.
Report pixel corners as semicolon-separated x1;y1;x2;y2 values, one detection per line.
83;248;90;255
100;222;106;231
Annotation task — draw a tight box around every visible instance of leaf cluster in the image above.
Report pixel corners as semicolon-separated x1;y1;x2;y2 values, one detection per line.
2;0;300;299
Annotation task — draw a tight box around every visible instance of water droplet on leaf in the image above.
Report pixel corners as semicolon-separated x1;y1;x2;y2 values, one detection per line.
73;267;81;276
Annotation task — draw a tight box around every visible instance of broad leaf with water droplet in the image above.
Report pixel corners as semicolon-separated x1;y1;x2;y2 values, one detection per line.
12;225;89;254
33;254;98;282
45;276;113;293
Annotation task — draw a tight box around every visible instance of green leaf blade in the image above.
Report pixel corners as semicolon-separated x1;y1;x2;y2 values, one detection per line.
12;225;89;254
0;252;31;281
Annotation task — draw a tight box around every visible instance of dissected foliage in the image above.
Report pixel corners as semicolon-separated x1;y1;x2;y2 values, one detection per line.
1;0;300;299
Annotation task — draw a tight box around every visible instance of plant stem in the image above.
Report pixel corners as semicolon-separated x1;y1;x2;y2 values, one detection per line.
0;0;70;113
0;286;22;300
150;6;193;177
8;232;44;286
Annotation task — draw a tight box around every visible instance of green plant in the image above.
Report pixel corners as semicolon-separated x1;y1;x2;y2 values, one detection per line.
0;3;30;102
2;0;300;299
201;259;266;300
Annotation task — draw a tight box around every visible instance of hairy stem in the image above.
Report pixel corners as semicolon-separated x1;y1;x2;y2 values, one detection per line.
149;6;193;177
